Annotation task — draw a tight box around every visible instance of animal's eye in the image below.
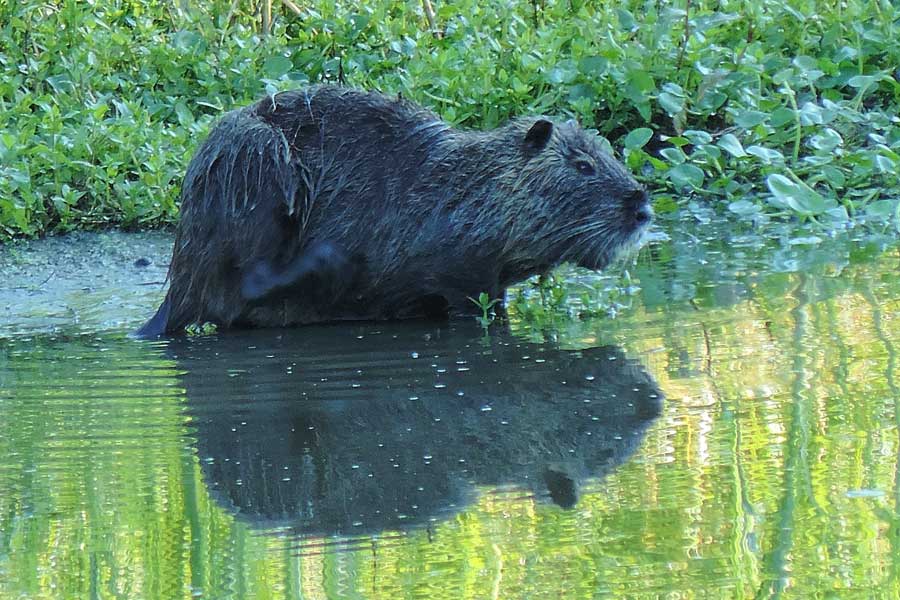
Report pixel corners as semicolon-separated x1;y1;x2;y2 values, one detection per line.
575;160;595;176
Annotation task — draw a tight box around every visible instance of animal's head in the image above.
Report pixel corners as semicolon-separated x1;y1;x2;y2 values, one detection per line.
510;118;652;271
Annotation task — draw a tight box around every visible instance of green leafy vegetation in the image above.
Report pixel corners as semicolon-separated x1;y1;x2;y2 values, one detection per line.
467;291;502;327
185;321;219;336
1;0;899;240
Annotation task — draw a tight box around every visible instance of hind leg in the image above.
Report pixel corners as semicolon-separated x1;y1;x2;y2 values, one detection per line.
241;241;354;302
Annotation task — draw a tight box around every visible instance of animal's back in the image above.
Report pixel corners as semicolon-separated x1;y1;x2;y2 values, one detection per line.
144;87;456;335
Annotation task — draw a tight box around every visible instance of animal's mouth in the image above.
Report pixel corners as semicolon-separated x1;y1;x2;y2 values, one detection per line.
574;219;652;271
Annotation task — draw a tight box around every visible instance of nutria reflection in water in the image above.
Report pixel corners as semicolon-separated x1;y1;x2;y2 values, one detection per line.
174;323;662;536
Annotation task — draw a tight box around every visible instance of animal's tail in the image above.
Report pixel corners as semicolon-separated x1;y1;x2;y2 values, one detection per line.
134;295;172;338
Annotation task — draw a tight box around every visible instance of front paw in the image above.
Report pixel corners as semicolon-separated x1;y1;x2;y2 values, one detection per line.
241;261;278;300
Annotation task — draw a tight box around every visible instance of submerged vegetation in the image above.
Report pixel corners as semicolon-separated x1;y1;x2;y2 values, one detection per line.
1;0;899;239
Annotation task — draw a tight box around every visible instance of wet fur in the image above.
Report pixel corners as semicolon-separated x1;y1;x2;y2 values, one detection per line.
139;86;650;336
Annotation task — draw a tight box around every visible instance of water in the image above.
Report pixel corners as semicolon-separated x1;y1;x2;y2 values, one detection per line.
1;218;899;598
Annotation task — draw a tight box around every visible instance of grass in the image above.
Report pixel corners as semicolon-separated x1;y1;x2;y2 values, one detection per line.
1;0;898;240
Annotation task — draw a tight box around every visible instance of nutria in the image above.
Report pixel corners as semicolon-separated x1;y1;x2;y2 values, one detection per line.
138;86;652;336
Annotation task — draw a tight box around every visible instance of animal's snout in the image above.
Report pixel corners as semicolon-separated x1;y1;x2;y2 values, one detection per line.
625;189;653;226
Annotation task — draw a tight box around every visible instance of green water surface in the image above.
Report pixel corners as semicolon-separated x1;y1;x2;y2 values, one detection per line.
1;216;899;599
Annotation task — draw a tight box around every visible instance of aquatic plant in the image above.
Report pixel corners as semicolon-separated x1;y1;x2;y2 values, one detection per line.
1;0;898;239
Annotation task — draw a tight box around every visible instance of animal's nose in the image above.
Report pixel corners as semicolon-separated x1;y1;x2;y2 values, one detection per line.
635;203;653;226
625;189;653;225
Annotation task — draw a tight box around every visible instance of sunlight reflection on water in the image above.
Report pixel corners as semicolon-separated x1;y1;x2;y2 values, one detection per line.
1;221;899;597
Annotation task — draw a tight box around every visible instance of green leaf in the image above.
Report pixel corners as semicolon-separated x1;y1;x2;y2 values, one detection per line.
616;8;636;30
799;102;824;126
682;130;712;145
770;107;796;127
658;92;684;115
866;199;896;219
623;128;653;150
264;55;293;78
766;174;828;216
808;128;842;152
717;134;746;158
821;166;846;188
659;148;686;164
173;30;202;51
568;84;593;103
668;164;705;189
626;70;655;94
734;110;768;128
875;154;897;173
174;102;194;127
547;60;577;84
578;56;608;75
848;75;876;88
746;145;785;164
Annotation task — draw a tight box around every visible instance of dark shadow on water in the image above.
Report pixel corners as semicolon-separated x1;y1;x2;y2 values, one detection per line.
172;322;663;536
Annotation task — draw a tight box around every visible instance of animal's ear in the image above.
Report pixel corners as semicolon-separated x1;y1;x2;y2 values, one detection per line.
524;119;553;152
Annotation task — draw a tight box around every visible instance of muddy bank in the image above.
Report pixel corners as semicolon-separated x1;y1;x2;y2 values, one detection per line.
0;231;173;337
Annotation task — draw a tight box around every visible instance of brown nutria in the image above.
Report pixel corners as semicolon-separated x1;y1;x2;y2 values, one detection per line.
138;86;652;336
